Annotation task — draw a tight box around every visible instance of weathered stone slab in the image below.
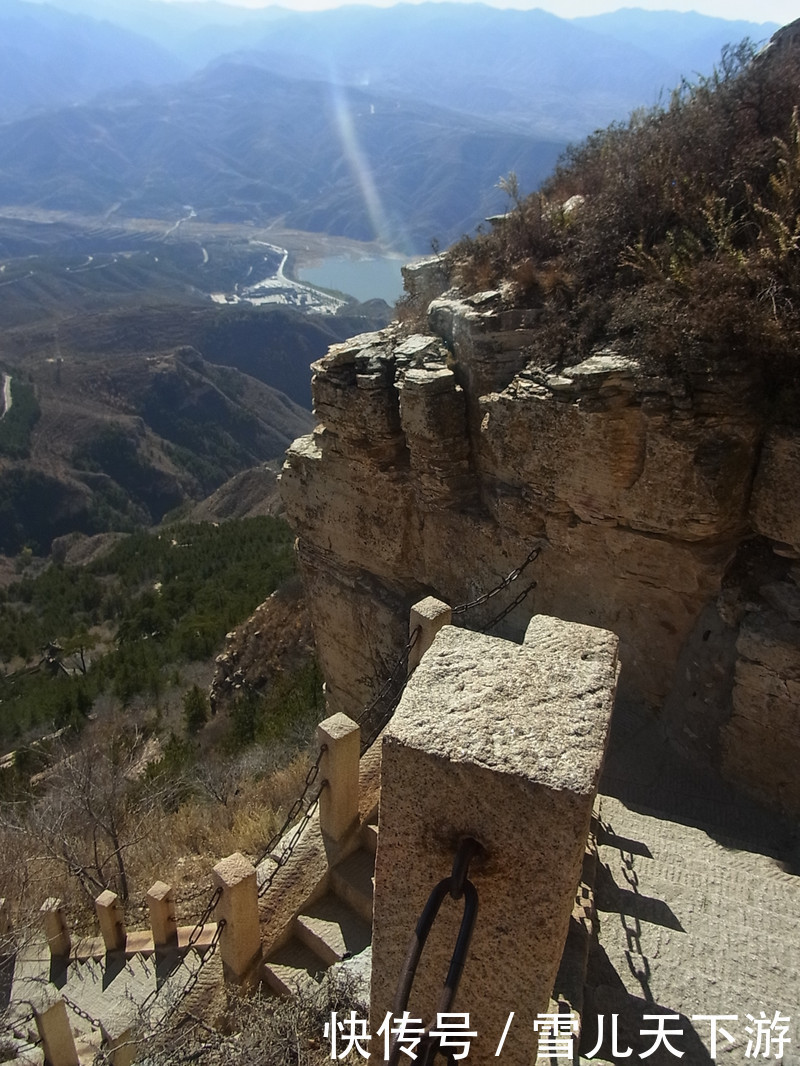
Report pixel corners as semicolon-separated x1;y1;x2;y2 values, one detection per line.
478;364;758;541
398;367;474;507
371;618;618;1066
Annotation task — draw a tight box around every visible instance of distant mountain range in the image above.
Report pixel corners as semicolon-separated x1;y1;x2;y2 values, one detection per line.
0;293;398;553
12;2;780;119
0;63;565;250
0;1;785;554
0;3;780;251
0;0;184;122
4;4;781;130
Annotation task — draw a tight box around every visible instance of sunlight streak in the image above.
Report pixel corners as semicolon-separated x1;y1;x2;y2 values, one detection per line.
329;79;409;252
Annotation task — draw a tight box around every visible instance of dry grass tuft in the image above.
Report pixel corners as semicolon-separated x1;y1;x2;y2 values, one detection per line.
139;970;368;1066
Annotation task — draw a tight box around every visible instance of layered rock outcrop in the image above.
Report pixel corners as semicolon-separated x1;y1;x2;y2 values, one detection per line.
281;264;800;815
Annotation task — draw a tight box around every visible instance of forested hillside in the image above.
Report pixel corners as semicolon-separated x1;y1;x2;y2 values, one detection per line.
0;517;294;746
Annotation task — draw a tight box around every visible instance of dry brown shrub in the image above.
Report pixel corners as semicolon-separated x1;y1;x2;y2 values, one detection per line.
139;969;368;1066
0;736;316;942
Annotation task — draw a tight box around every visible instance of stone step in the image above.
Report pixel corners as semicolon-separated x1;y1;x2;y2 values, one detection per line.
70;923;218;962
294;896;372;966
263;938;326;997
331;849;374;926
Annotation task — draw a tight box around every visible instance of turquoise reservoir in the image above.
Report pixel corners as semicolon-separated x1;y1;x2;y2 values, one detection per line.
297;255;405;304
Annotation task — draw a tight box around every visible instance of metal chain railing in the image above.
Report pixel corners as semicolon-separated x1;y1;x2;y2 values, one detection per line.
25;546;542;1043
257;782;328;899
388;838;482;1066
8;1007;37;1030
254;742;327;885
452;545;541;621
137;908;227;1029
137;863;227;1019
480;580;538;633
252;624;422;899
250;545;540;904
186;886;223;948
357;626;420;754
15;1039;43;1054
174;919;225;1005
5;1006;43;1052
63;994;104;1031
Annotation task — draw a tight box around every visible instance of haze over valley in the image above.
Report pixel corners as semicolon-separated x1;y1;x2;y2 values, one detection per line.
2;10;800;1059
0;0;781;556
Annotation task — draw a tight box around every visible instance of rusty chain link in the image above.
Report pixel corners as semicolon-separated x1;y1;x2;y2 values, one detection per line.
5;1006;43;1050
357;626;420;753
257;780;328;899
187;885;223;948
10;1008;37;1029
254;626;422;897
357;628;421;726
175;919;225;1005
63;994;104;1031
254;545;539;901
452;546;541;617
480;581;537;633
389;838;482;1066
138;915;226;1028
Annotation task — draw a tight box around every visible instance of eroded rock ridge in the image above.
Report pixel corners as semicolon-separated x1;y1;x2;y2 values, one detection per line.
282;262;800;816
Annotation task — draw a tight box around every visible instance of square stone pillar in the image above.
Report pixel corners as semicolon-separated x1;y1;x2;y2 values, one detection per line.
407;597;452;675
371;617;618;1066
40;898;71;958
147;881;178;949
95;890;126;952
213;852;262;985
35;999;79;1066
317;714;360;842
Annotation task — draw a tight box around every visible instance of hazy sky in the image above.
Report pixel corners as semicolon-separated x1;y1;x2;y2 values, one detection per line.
163;0;790;25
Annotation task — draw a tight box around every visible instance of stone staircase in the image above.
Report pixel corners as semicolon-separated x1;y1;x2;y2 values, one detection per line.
6;928;211;1062
263;824;377;996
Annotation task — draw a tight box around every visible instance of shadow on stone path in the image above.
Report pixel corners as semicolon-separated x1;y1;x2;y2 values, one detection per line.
600;700;797;863
581;702;800;1065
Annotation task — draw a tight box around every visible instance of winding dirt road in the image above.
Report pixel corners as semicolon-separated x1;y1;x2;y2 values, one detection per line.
1;373;11;420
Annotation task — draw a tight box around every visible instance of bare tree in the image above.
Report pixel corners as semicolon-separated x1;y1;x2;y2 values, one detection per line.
1;733;180;907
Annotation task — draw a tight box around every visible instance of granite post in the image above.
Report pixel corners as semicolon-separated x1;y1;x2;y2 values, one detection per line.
370;616;618;1065
146;880;178;949
317;713;361;842
407;597;452;676
95;890;126;952
34;999;79;1066
213;852;261;985
40;898;70;959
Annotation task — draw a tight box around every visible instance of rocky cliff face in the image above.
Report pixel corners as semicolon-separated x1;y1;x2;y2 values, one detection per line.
281;261;800;816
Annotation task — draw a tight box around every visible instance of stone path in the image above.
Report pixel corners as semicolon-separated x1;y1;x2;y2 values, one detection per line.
3;932;219;1062
4;701;797;1066
263;835;376;996
580;703;800;1065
